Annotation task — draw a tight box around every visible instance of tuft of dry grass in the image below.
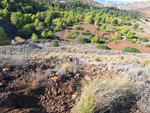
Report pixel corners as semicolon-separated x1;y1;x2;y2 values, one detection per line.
76;75;138;113
142;58;150;69
56;62;80;76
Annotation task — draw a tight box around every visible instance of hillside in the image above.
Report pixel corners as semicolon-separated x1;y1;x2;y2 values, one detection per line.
1;0;150;113
105;1;150;11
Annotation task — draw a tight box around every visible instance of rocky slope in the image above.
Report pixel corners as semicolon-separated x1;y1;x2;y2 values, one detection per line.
104;1;150;11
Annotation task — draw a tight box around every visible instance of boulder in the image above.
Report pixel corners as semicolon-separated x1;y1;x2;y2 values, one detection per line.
15;37;25;43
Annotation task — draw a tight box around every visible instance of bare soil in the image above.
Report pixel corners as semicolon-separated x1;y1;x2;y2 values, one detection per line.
55;24;114;42
107;40;150;53
0;56;118;113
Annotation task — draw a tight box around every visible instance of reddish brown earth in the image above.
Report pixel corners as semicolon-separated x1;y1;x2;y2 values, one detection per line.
107;40;150;53
55;24;114;42
135;30;150;40
0;57;118;113
78;24;114;38
55;26;82;42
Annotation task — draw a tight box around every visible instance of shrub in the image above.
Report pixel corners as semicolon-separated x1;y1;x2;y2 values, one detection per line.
95;44;110;50
64;29;70;39
81;31;94;38
47;30;56;39
31;33;38;42
76;76;137;113
125;31;135;39
112;33;122;40
0;27;8;46
125;39;136;43
51;40;59;47
136;42;141;45
100;35;107;39
73;25;82;30
77;37;90;44
91;35;100;44
138;37;148;42
0;40;10;46
146;44;150;48
122;47;140;53
71;32;80;38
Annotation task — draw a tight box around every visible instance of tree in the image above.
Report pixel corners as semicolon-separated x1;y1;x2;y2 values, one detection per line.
34;18;40;27
112;33;122;40
91;35;100;44
0;27;7;41
44;16;51;26
18;24;35;39
64;29;69;39
31;33;38;42
133;22;139;29
41;31;47;38
47;30;56;39
37;22;44;30
125;31;135;39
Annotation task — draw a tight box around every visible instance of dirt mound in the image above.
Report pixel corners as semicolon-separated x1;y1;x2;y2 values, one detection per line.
107;40;150;53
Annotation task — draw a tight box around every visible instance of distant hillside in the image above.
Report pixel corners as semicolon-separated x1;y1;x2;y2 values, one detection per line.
85;0;103;7
122;1;150;11
104;1;150;12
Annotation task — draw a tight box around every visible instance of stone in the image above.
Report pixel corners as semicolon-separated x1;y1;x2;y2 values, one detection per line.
2;67;10;72
71;95;76;100
50;76;61;81
15;36;25;43
52;86;57;95
84;75;91;81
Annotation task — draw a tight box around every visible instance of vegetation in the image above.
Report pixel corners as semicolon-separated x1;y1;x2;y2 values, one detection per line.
73;25;82;30
91;35;100;44
31;33;38;42
71;32;80;38
51;40;59;47
146;44;150;48
138;37;148;42
76;76;136;113
81;29;94;38
95;44;110;50
0;27;9;45
125;39;136;43
122;47;140;53
77;37;90;44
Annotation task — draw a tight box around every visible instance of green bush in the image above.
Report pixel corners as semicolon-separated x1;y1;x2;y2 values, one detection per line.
122;47;140;53
0;40;10;46
95;44;110;50
77;37;90;44
125;39;136;43
136;42;141;45
138;37;148;42
81;31;94;38
31;33;38;42
91;35;100;44
112;33;122;40
73;25;82;30
146;44;150;48
51;40;59;47
71;32;79;38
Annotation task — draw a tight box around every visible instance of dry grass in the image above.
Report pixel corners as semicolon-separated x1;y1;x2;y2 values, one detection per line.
76;75;137;113
142;58;150;70
56;62;80;76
